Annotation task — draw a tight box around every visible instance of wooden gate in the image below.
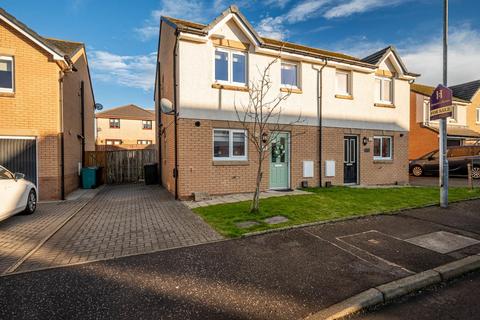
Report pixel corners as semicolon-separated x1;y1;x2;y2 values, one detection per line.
85;149;157;184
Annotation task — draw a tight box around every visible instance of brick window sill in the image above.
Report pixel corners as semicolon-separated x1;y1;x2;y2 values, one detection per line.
213;160;249;166
212;83;249;92
335;94;353;100
373;160;394;164
280;87;302;94
374;103;395;108
0;92;15;97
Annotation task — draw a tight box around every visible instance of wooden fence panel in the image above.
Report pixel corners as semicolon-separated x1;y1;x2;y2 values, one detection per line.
84;149;156;184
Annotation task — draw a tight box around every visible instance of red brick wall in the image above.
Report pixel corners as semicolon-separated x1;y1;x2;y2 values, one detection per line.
408;92;439;160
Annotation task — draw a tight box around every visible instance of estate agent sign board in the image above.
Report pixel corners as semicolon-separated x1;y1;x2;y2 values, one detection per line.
430;84;453;120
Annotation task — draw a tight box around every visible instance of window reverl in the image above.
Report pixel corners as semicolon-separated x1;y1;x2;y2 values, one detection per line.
0;56;14;92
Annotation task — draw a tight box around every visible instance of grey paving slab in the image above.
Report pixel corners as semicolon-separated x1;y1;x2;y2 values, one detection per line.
406;231;480;254
15;184;222;273
264;215;289;225
235;221;260;229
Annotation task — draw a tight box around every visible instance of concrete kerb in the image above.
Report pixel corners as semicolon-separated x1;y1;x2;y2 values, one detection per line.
305;255;480;320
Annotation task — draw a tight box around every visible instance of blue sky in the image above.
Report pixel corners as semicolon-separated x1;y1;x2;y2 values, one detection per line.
2;0;479;110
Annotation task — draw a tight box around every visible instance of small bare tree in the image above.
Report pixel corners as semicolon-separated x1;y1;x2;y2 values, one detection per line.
234;58;304;213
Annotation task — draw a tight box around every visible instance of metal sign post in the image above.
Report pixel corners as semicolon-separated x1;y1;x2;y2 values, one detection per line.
430;85;452;208
429;0;450;208
441;0;449;208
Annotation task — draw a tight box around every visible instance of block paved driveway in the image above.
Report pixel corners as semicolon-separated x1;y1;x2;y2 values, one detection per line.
0;184;222;274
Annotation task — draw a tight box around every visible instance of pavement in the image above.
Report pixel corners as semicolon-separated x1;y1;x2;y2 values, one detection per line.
409;175;480;187
0;184;222;274
184;189;310;209
0;199;479;319
351;271;480;320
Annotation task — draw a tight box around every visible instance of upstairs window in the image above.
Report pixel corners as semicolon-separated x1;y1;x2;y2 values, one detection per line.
0;56;14;93
137;140;152;145
109;118;120;128
375;77;393;104
214;49;246;85
281;62;298;87
335;70;351;96
449;106;458;123
476;107;480;123
142;120;152;129
373;136;393;160
213;129;247;160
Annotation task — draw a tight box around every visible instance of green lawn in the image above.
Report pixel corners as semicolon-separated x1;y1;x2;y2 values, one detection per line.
193;187;480;238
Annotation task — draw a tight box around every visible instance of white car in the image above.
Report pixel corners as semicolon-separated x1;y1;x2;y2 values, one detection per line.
0;165;37;222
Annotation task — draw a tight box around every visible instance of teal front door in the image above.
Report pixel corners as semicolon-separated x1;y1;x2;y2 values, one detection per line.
269;132;290;190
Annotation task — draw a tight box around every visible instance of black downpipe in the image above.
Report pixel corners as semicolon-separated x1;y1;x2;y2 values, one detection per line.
60;132;65;200
157;62;162;185
80;81;85;166
317;60;328;187
173;31;179;199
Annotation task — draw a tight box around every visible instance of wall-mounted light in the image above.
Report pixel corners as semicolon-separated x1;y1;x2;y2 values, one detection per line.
362;137;369;146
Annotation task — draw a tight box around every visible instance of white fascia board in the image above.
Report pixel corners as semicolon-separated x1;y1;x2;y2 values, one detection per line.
207;14;261;47
178;32;207;43
256;46;374;73
0;14;65;61
379;51;405;76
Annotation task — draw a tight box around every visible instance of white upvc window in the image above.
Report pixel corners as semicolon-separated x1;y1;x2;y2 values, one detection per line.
335;70;351;96
213;129;247;160
281;61;299;88
0;56;14;93
449;105;458;123
476;107;480;124
137;140;152;145
373;136;393;160
375;77;393;104
214;48;247;86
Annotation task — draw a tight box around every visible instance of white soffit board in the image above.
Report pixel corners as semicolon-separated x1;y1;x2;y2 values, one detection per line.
325;160;335;177
303;161;314;178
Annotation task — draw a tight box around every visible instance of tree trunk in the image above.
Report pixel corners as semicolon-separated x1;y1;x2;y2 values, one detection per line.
250;157;263;213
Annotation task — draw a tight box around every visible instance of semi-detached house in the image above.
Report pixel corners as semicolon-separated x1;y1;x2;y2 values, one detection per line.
155;6;418;200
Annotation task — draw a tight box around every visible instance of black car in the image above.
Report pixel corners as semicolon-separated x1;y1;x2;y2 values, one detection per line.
409;146;480;179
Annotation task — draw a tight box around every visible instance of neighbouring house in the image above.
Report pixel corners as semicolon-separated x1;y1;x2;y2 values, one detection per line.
409;83;480;160
95;104;156;150
155;6;418;199
0;8;95;200
450;80;480;135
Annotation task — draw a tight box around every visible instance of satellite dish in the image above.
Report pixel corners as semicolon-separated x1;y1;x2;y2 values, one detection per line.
160;98;174;114
94;103;103;111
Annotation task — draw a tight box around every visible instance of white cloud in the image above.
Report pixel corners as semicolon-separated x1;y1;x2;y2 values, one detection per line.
403;25;480;86
330;24;480;86
256;0;330;40
285;0;330;23
263;0;291;9
135;0;207;40
256;16;288;40
324;0;404;19
90;51;157;91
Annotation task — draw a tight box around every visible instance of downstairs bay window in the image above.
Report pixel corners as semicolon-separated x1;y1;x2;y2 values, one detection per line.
213;129;247;160
373;136;393;160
